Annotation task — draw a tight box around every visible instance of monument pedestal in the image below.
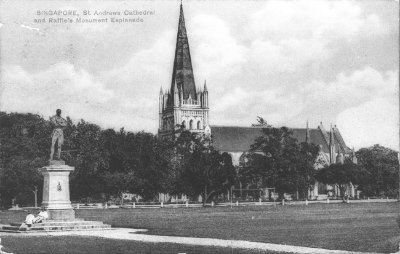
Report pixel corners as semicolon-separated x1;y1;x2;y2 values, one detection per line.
0;112;113;233
0;159;113;232
40;160;75;221
46;209;75;221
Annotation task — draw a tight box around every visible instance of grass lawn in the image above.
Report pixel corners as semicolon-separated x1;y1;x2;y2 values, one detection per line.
0;235;275;254
76;202;399;253
1;202;398;253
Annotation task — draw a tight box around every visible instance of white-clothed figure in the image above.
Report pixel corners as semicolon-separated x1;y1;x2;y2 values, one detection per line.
25;213;35;226
20;211;36;230
35;209;49;223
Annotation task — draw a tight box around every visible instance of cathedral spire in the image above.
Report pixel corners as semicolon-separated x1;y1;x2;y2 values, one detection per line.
329;123;334;146
159;1;209;139
170;3;196;104
329;123;335;163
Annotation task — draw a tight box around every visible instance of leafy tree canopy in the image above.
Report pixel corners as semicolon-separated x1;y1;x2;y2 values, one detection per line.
173;131;236;204
315;162;370;200
356;145;399;197
243;118;319;200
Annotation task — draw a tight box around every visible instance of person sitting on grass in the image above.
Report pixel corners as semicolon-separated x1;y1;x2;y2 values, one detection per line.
35;208;49;223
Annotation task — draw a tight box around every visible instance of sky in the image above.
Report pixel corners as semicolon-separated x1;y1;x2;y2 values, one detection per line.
0;0;398;150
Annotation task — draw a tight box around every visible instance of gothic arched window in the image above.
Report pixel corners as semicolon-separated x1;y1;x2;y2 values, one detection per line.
189;120;193;130
197;121;201;130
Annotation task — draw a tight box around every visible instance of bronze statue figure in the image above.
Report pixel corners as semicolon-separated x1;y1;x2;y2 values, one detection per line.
50;109;67;161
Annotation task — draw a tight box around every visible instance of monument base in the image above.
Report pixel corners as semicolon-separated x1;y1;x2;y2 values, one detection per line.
48;209;75;221
1;219;112;233
40;163;74;208
49;160;66;166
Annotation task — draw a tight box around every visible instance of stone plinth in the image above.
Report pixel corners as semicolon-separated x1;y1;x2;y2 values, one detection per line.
1;220;112;233
40;161;75;221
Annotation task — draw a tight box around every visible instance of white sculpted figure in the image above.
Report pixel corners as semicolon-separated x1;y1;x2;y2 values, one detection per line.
50;109;67;160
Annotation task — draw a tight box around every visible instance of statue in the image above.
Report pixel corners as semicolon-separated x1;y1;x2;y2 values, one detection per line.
50;109;67;161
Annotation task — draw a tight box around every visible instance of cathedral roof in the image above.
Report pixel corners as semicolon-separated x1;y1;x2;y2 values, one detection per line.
210;126;263;152
210;126;349;154
292;128;330;153
169;4;197;103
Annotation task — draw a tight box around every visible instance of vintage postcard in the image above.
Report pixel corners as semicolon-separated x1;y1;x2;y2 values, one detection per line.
0;0;398;253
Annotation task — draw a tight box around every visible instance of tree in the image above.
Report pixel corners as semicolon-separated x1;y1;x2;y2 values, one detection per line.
173;131;236;204
356;145;399;197
295;142;320;199
244;120;319;200
315;163;369;200
0;112;51;207
68;120;108;200
0;111;238;205
0;157;43;206
125;131;171;200
0;112;178;205
98;129;174;201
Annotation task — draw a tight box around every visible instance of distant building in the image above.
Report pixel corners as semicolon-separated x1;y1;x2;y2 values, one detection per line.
158;3;357;200
211;123;358;199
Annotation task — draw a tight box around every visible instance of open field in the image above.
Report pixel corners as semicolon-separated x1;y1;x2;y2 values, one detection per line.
0;235;274;254
1;202;398;253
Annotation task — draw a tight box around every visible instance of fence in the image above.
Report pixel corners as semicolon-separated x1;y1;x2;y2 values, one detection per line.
71;198;398;210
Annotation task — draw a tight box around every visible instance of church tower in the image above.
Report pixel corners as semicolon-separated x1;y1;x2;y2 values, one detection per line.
158;3;209;139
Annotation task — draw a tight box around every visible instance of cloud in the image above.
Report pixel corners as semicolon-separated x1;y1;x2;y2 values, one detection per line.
287;67;397;129
250;1;385;41
246;1;386;76
212;87;303;127
1;63;114;124
337;98;399;150
0;1;397;150
102;30;174;93
1;28;179;133
296;67;397;150
300;67;397;111
249;38;328;75
189;14;247;84
302;67;398;150
0;62;161;131
211;66;398;150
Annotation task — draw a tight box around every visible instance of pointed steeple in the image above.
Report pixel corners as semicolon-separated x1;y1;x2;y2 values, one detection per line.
305;121;310;143
170;3;196;104
204;80;207;92
174;82;179;106
174;82;178;94
329;123;335;163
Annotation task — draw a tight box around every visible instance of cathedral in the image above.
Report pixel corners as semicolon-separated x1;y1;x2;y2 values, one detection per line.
158;3;357;199
211;123;358;199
